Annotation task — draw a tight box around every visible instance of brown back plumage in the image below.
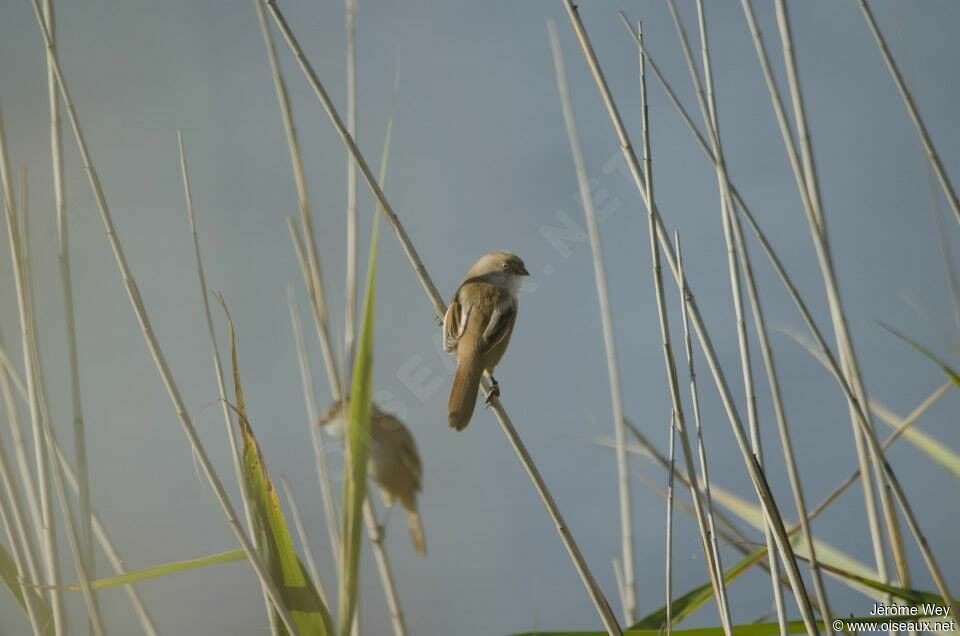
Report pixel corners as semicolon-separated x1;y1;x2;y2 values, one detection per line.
444;280;517;430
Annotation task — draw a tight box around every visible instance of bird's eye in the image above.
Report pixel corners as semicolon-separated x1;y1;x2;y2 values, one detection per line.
502;262;508;270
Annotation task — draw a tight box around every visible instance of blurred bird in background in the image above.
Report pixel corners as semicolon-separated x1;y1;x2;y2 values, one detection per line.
317;400;426;555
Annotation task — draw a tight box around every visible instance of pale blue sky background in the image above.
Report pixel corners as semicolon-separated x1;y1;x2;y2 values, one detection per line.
0;0;959;634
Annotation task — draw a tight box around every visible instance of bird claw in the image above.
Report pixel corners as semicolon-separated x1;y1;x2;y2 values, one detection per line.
484;377;500;407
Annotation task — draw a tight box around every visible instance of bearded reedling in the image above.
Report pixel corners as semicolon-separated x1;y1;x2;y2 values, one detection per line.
443;251;530;431
317;401;425;554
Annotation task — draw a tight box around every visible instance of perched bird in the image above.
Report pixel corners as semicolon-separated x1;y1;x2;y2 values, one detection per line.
317;400;426;555
443;250;530;430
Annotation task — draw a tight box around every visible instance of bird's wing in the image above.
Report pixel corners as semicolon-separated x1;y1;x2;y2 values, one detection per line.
442;294;470;353
479;299;516;355
399;431;422;492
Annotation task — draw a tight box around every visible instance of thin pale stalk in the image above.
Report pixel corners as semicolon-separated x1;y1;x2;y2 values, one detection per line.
44;0;96;607
674;234;732;627
280;478;328;606
857;0;960;226
0;416;44;634
563;4;819;633
51;443;158;635
668;1;787;629
773;0;911;593
265;2;621;631
362;501;407;636
735;0;893;596
291;225;407;636
622;5;896;614
344;0;358;384
178;132;277;633
286;283;342;575
1;332;159;636
25;4;300;631
621;431;791;589
548;19;634;624
18;173;104;633
643;16;733;635
0;106;64;635
0;330;42;577
665;410;676;636
254;0;341;399
627;378;949;602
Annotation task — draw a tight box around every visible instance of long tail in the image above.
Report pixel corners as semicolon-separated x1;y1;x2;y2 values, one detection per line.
448;350;483;431
404;506;426;555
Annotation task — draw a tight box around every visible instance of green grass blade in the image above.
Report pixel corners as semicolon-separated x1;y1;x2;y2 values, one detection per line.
0;543;52;633
881;322;960;387
220;298;332;635
812;560;957;607
514;617;887;636
707;483;904;603
52;549;245;592
630;545;768;630
871;398;960;480
337;201;381;636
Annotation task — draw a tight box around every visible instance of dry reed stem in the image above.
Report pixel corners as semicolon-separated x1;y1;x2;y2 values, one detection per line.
286;283;342;575
44;0;96;607
178;131;280;632
674;234;732;627
265;2;622;631
563;4;818;633
288;226;408;636
771;0;908;594
548;19;634;624
857;0;960;227
25;4;300;631
0;336;43;614
635;18;734;634
0;395;44;633
667;0;788;628
0;348;158;634
51;443;159;635
344;0;359;385
0;105;65;635
254;0;341;397
17;169;103;633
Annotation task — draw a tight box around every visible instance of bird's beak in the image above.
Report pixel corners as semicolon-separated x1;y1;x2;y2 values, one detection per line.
518;263;530;276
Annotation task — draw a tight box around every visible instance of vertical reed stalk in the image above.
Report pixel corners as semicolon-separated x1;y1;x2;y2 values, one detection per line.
735;2;893;594
664;409;675;636
548;19;634;624
19;170;104;634
642;16;734;634
674;234;731;627
0;105;65;636
0;405;43;634
178;132;279;634
51;443;159;635
265;2;622;631
44;0;96;609
562;4;818;632
286;281;342;575
666;0;788;627
254;0;341;397
344;0;359;383
0;330;43;551
288;228;408;636
25;4;300;631
772;0;910;592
